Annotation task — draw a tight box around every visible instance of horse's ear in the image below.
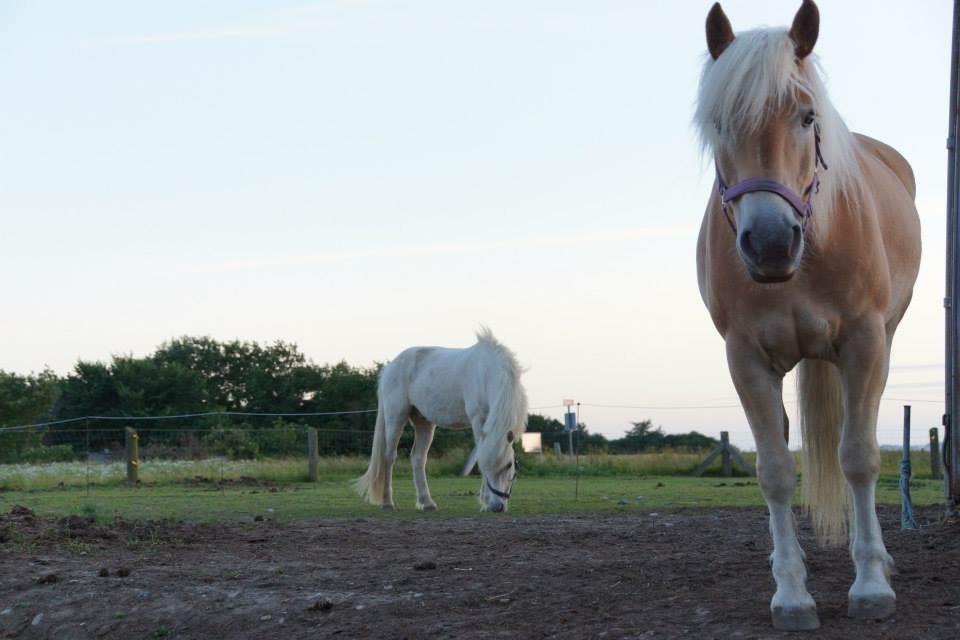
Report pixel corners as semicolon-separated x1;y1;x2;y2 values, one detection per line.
507;431;515;443
789;0;819;60
706;3;735;60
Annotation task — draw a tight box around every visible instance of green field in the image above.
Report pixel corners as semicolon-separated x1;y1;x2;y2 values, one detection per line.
0;450;946;522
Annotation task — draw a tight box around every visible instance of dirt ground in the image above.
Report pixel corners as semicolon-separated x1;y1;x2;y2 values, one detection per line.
0;504;957;639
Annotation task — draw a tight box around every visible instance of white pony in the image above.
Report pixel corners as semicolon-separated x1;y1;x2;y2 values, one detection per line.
353;329;528;512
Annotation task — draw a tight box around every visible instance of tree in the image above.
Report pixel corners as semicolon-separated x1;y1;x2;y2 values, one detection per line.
0;370;60;462
525;413;608;453
608;420;716;453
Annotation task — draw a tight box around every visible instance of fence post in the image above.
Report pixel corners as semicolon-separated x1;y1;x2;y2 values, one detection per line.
554;442;562;461
721;431;732;477
930;427;942;481
307;428;319;482
125;426;139;486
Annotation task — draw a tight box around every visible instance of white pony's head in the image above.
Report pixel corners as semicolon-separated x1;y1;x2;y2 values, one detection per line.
473;327;528;513
477;428;520;513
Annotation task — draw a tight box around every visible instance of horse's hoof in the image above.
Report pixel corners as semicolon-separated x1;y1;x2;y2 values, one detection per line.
381;504;397;511
771;605;820;631
848;594;896;620
417;503;439;512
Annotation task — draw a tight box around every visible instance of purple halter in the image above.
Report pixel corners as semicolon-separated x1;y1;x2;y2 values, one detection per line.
716;123;827;233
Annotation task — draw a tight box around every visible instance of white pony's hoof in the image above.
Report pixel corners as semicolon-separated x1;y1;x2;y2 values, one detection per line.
417;503;439;512
381;504;398;511
848;594;896;620
771;605;820;631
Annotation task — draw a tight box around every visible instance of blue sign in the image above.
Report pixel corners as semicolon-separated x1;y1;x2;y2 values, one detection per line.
564;412;577;431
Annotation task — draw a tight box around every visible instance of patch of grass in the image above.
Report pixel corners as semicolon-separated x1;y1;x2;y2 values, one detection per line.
0;473;944;523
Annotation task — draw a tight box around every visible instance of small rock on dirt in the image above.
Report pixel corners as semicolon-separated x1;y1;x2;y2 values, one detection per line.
253;515;264;522
37;573;58;584
98;568;109;577
31;613;44;626
308;599;333;612
116;568;131;577
413;561;437;571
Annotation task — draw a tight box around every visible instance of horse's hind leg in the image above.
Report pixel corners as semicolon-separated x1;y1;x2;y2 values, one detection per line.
380;407;408;510
410;412;438;511
727;339;819;631
839;327;896;619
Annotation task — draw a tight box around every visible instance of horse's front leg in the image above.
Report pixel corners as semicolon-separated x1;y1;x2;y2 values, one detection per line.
727;339;819;631
410;420;438;511
839;323;896;619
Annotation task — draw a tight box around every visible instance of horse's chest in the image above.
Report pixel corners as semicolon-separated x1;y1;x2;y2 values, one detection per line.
752;309;839;370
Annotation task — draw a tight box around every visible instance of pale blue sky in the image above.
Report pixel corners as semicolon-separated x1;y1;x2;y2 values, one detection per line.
0;1;952;447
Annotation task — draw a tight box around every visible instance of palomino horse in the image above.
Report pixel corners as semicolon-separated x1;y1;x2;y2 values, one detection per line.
695;1;921;631
353;329;527;512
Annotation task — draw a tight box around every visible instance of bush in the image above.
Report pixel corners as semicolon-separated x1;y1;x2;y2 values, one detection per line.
249;420;303;457
20;444;77;464
202;428;260;460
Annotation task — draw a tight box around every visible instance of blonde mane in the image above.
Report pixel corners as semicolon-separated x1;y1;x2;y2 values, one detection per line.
694;28;862;211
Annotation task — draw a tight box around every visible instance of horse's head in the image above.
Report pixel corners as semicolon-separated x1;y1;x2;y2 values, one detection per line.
478;429;518;513
702;1;825;284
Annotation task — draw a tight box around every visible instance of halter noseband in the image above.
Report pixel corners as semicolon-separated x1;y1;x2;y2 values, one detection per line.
716;123;827;233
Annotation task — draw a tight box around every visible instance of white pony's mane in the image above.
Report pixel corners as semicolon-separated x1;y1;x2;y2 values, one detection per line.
694;28;862;210
474;327;528;468
474;326;525;381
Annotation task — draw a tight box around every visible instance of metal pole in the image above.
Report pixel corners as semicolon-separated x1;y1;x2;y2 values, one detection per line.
575;402;581;500
946;0;960;509
901;406;917;529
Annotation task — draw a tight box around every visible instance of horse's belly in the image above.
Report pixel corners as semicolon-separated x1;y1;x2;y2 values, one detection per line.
407;381;470;427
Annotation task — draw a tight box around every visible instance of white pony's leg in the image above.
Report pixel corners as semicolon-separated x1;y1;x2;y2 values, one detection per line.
727;339;818;631
410;415;438;511
379;407;408;510
839;325;895;619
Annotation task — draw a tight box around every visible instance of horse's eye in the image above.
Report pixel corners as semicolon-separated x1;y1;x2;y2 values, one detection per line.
802;110;816;128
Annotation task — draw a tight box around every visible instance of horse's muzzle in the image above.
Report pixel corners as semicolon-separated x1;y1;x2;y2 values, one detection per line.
737;209;802;283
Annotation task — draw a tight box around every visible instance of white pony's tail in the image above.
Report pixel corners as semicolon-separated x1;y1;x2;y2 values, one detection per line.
352;393;387;505
797;358;848;546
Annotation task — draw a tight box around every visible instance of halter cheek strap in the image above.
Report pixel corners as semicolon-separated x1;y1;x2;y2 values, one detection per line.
486;478;512;500
716;123;827;233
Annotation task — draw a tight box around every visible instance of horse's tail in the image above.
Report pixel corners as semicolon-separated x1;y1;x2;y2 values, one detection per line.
797;358;848;546
352;393;387;505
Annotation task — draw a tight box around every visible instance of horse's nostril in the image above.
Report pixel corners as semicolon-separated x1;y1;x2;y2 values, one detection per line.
739;230;759;263
491;503;505;513
790;224;802;258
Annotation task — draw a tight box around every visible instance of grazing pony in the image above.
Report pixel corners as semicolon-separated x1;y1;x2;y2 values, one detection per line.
353;329;527;512
695;1;921;630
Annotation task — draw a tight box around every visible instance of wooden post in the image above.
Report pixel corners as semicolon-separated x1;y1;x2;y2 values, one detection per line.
307;428;319;482
554;442;562;461
930;427;942;480
720;431;732;477
125;426;139;486
693;432;755;477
